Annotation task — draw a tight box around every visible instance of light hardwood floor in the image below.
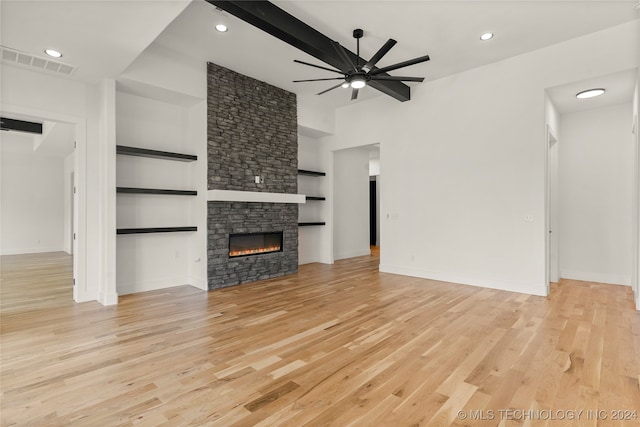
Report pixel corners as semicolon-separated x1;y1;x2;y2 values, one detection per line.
1;252;639;426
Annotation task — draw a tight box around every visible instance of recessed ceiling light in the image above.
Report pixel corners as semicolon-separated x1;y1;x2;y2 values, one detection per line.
576;88;605;99
215;24;228;32
480;33;494;41
44;49;62;58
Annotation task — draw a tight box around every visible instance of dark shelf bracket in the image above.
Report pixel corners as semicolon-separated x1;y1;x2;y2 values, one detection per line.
305;196;326;201
117;187;197;196
116;145;197;162
298;222;326;227
117;227;198;235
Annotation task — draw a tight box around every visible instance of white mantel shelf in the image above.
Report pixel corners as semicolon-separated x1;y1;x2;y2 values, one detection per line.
207;190;306;204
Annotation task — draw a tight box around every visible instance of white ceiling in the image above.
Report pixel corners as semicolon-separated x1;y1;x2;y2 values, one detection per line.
0;0;191;82
151;0;639;109
548;68;637;114
1;0;638;110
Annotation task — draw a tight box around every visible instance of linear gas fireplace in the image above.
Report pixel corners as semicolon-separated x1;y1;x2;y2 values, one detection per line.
229;231;283;258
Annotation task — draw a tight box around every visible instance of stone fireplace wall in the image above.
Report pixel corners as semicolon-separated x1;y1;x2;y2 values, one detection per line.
207;62;298;290
208;202;298;289
207;62;297;192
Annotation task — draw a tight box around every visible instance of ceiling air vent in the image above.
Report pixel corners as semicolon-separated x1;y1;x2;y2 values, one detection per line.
0;45;76;76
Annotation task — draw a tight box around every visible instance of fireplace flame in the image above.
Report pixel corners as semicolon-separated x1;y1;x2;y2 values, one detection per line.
229;245;281;257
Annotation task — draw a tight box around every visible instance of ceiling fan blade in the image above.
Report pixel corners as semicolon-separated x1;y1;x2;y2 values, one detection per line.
362;39;397;72
317;83;344;95
293;59;344;75
370;76;425;82
332;41;357;72
293;78;345;82
351;88;359;100
370;55;430;76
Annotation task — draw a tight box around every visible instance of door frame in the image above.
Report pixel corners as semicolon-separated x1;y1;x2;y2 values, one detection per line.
545;124;559;294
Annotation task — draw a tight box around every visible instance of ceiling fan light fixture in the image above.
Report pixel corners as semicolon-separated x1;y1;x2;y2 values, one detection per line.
215;24;228;32
480;33;494;41
293;28;429;101
350;77;366;89
576;88;605;99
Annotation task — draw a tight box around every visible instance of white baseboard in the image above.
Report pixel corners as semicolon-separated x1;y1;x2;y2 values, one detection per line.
560;269;631;286
334;248;371;261
98;291;118;306
1;247;65;256
117;277;192;296
188;276;208;291
378;263;547;297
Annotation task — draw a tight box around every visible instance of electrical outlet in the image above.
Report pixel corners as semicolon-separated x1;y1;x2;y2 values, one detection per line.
524;215;534;222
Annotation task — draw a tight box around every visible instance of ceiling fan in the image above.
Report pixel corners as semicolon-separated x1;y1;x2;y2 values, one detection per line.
293;28;430;100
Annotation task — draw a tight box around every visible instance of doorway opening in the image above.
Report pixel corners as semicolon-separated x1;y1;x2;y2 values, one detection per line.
332;143;381;261
0;110;81;307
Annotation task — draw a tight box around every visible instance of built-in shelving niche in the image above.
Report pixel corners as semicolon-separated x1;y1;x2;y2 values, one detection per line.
298;169;326;227
116;145;198;235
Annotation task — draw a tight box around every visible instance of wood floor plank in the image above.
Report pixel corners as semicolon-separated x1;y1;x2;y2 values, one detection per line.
1;252;639;426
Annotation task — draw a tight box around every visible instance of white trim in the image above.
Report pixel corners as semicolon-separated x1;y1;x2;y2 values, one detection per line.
334;248;371;261
1;247;65;256
207;189;305;204
379;263;547;297
98;79;118;306
117;277;196;296
560;269;631;286
98;291;118;305
188;276;208;291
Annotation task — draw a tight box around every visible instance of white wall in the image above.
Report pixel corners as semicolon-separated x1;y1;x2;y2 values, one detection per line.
558;103;634;285
187;100;208;289
63;152;75;254
298;134;332;264
1;139;65;254
333;147;370;260
322;21;638;296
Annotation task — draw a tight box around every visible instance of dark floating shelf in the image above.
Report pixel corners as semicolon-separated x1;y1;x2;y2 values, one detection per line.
298;169;326;177
117;187;197;196
298;222;326;227
116;145;197;162
305;196;326;201
117;226;197;235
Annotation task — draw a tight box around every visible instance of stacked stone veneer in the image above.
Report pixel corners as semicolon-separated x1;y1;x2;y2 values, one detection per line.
208;202;298;288
207;62;298;290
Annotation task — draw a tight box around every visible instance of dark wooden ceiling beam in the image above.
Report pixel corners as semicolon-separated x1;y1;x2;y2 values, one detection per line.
205;0;411;102
0;117;43;134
